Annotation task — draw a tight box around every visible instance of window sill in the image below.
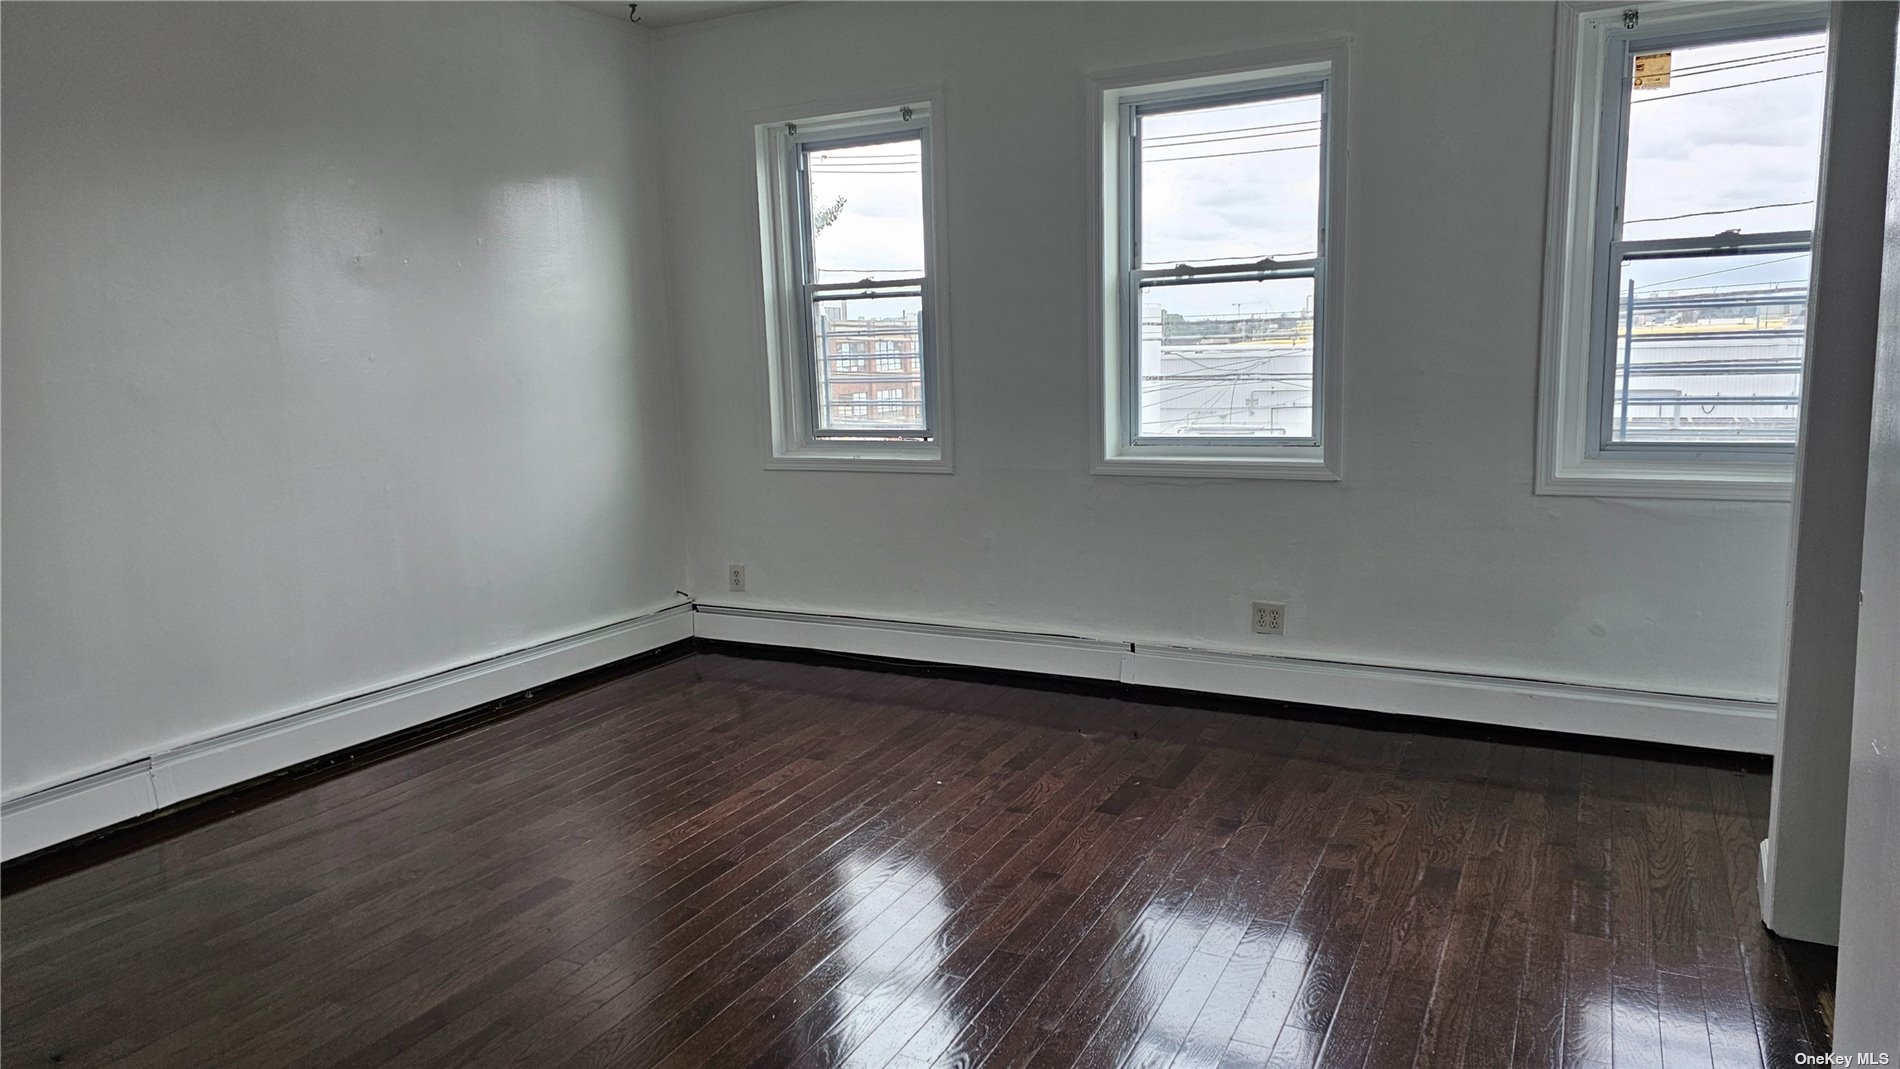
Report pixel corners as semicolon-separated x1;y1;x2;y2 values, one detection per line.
1093;446;1338;481
767;442;951;474
1536;453;1794;501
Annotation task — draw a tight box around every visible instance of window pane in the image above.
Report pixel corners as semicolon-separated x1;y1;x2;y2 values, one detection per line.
812;293;924;433
1138;92;1322;269
1608;251;1809;445
1622;30;1828;242
804;136;924;284
1137;278;1315;439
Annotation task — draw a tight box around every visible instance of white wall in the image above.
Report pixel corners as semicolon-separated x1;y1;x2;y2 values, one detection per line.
1761;0;1896;947
653;2;1794;702
1;2;686;800
1834;8;1900;1046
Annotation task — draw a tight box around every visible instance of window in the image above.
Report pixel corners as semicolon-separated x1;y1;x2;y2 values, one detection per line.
1093;47;1347;479
755;97;950;472
1537;1;1828;499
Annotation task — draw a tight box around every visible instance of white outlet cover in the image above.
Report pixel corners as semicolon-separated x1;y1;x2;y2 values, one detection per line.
1251;601;1286;636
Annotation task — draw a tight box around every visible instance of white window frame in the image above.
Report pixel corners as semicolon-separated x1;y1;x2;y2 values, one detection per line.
754;92;951;473
1089;44;1348;481
1536;0;1826;500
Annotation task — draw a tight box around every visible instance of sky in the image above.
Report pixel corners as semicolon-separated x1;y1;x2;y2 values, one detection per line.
795;29;1828;315
804;136;925;284
1619;29;1827;294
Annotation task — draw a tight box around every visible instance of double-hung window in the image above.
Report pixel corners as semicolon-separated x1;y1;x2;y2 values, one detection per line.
756;98;949;471
1538;2;1828;498
1093;48;1347;479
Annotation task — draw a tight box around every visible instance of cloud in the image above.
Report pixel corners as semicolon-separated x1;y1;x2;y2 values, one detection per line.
1621;31;1827;237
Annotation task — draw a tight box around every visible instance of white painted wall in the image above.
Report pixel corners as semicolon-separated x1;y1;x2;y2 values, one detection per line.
1;2;686;800
1760;0;1895;948
1834;10;1900;1049
653;2;1795;702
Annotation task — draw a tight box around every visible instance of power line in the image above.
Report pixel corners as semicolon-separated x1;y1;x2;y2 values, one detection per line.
1153;92;1317;122
1665;44;1823;74
1145;142;1320;163
1143;118;1320;147
1633;69;1822;103
1624;199;1813;225
1139;124;1321;152
1636;251;1807;291
1139;251;1317;266
1145;119;1319;145
1663;48;1824;81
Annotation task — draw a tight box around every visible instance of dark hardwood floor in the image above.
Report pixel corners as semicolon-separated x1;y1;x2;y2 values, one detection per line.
1;649;1835;1068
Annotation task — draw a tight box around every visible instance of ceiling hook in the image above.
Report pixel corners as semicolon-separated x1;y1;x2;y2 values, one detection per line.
628;3;642;23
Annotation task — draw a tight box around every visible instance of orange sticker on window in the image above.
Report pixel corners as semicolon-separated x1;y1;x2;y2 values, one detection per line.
1633;51;1672;90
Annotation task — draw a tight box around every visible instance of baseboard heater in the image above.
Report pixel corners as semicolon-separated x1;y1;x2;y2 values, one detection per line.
2;598;1775;863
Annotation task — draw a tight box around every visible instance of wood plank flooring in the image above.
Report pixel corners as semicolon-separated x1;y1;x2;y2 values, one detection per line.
1;649;1836;1068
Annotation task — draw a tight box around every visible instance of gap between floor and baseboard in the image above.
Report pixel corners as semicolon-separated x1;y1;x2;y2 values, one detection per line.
0;596;1778;866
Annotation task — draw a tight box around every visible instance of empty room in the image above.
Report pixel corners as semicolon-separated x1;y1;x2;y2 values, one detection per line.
4;1;1898;1066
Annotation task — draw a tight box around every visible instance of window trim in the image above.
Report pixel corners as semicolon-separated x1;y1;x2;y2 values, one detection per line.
1089;44;1349;481
1535;0;1825;500
754;91;951;473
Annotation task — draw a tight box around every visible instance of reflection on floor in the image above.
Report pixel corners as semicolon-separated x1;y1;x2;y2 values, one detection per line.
0;649;1836;1068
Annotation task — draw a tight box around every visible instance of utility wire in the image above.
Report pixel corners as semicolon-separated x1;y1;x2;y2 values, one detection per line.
1664;44;1824;76
1156;93;1317;120
1139;124;1321;151
1143;118;1320;147
1633;69;1822;103
1145;142;1320;163
1140;251;1317;267
1624;199;1813;224
1663;49;1824;80
1636;252;1807;290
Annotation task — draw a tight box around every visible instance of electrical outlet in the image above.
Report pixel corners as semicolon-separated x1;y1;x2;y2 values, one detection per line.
728;564;746;592
1251;601;1286;636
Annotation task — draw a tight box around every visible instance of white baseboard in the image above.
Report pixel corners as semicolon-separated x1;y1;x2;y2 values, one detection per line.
0;764;161;866
1121;644;1775;753
6;599;1775;864
1;602;694;863
691;605;1129;680
693;604;1778;755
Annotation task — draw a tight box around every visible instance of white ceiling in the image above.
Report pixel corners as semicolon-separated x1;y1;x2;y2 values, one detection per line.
565;1;791;29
